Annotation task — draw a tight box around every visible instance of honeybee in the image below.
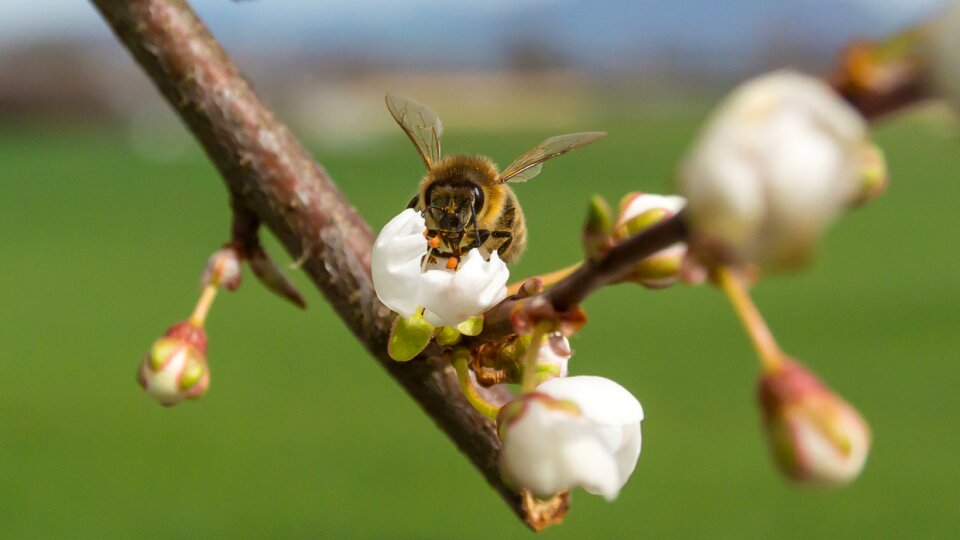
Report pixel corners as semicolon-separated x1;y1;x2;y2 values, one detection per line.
386;93;605;267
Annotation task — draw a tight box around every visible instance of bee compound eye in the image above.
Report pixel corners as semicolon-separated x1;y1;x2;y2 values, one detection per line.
472;186;485;213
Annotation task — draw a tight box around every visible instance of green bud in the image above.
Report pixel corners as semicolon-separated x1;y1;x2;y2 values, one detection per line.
582;195;613;261
849;143;888;208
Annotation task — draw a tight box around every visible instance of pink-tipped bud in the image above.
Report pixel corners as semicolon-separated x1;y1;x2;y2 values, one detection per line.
137;321;210;407
758;359;871;487
201;245;242;291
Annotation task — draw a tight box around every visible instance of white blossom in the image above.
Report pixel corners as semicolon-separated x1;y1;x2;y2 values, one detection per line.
371;209;510;327
499;376;643;501
678;70;868;269
418;249;509;327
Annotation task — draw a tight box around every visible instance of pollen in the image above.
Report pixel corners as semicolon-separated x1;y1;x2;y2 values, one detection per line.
428;236;441;248
446;257;459;270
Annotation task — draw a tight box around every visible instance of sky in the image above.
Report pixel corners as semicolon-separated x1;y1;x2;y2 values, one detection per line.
0;0;943;48
0;0;947;77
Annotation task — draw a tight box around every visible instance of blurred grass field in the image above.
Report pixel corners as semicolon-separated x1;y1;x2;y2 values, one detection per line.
1;111;959;539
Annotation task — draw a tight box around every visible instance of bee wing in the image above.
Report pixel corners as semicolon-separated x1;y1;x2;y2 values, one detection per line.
498;131;606;184
385;93;443;168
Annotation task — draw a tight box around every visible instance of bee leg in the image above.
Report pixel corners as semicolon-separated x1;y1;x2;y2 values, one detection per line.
487;231;514;257
406;195;419;209
467;229;491;252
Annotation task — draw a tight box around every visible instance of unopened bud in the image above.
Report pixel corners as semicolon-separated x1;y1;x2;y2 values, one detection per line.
830;35;925;119
678;71;872;270
849;143;888;208
582;195;613;262
536;332;572;380
613;192;688;289
758;359;871;487
202;245;242;291
138;322;210;407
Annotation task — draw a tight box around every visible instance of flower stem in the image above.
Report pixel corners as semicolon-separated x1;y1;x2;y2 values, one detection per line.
715;266;784;372
450;349;501;420
189;284;219;328
507;263;582;296
520;322;551;393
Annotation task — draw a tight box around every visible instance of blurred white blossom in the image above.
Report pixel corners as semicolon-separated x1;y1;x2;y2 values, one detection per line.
678;70;869;269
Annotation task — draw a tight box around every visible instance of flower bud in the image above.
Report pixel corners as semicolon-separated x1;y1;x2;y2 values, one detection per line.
582;195;613;262
201;245;242;291
758;359;870;486
536;332;572;380
830;36;925;119
925;3;960;110
678;70;870;270
498;376;643;501
849;143;888;208
613;192;688;288
137;321;210;407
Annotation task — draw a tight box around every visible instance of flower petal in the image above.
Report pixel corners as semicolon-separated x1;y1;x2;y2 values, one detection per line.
371;209;428;318
619;193;687;225
418;248;509;327
537;375;644;426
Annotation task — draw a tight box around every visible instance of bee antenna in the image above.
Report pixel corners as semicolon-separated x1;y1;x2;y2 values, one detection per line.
470;204;481;250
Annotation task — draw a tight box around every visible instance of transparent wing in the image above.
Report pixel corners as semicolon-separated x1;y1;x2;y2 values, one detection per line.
385;93;443;168
498;131;606;183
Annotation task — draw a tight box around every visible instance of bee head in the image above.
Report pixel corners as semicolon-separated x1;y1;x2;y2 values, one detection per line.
425;182;484;233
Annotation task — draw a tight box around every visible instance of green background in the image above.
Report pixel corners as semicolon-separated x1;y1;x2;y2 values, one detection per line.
1;112;958;538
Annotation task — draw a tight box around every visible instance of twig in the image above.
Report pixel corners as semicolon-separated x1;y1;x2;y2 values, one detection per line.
470;212;689;344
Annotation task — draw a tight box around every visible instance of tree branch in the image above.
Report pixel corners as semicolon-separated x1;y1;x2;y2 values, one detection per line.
90;0;565;530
